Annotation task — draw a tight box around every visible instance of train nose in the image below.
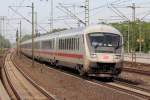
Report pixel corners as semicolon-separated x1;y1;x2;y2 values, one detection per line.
113;54;123;62
96;54;114;62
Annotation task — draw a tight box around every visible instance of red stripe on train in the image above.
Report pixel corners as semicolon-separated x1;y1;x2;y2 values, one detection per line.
22;49;83;59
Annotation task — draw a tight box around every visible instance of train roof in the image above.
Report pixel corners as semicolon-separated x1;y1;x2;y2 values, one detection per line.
21;24;122;45
84;24;121;35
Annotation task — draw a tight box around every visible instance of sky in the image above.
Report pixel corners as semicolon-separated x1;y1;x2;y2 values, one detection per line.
1;0;150;43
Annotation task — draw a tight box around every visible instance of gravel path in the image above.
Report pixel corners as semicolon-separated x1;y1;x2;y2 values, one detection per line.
13;54;143;100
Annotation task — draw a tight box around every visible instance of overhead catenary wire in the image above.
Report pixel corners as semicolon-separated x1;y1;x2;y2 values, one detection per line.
9;6;48;33
57;3;86;26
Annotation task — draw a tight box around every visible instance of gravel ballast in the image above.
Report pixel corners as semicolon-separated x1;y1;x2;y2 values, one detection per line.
13;54;143;100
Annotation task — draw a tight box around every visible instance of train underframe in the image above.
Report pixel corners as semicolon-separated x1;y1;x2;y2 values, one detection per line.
84;62;123;77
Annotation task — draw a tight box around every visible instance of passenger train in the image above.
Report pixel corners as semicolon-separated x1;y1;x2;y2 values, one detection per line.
20;24;124;78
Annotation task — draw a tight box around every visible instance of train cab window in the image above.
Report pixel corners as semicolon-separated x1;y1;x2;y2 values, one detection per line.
88;33;122;53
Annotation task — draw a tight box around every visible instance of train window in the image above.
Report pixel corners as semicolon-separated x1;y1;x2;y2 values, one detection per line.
66;39;69;50
69;38;71;50
74;38;76;50
63;39;65;50
59;39;60;49
62;40;64;49
68;39;70;50
59;39;61;49
53;39;54;49
72;38;73;50
77;38;79;50
74;39;76;50
71;38;74;50
62;39;64;49
60;39;63;49
60;39;62;49
42;40;51;49
71;38;72;50
72;38;74;50
64;39;66;50
49;40;51;49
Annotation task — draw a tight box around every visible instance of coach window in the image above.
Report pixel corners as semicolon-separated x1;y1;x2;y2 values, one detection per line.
69;38;71;50
64;39;66;50
60;39;63;50
70;38;72;50
77;38;79;50
67;39;69;50
72;38;74;50
75;38;77;50
73;38;75;50
53;39;55;49
63;39;65;50
68;39;70;50
67;39;70;50
61;39;63;49
64;39;65;50
59;39;60;49
68;39;69;50
49;40;51;49
72;38;73;50
60;39;62;49
71;38;73;50
52;39;54;49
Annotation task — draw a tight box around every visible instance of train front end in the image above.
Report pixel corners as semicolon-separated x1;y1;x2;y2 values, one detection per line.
84;25;124;77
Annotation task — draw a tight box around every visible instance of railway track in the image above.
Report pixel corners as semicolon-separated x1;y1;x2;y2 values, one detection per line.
123;67;150;76
104;81;150;100
49;65;150;99
46;64;150;100
15;53;150;100
3;53;56;100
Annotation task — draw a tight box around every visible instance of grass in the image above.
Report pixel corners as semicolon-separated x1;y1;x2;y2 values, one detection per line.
0;49;4;55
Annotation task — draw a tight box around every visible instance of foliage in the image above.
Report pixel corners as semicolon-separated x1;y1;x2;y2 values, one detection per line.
21;34;32;42
0;35;11;49
111;21;150;53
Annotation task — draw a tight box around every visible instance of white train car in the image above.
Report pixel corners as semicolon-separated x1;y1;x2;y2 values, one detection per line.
21;24;124;78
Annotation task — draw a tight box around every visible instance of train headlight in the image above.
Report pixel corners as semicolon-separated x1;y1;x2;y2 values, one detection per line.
90;53;97;58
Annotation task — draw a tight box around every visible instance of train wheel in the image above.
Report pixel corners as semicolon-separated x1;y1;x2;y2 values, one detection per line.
108;77;114;82
77;65;86;76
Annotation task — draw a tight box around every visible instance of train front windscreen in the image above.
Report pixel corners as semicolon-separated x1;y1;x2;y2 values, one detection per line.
88;32;122;53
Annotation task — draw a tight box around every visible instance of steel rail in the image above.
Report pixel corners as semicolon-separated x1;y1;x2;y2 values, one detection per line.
10;53;57;100
123;67;150;76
